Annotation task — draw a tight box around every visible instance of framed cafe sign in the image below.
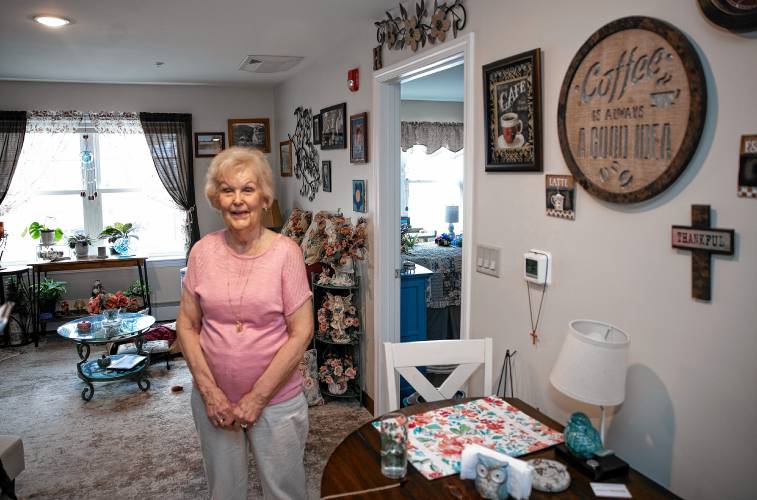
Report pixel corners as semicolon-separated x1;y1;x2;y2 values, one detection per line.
484;49;543;172
557;17;707;203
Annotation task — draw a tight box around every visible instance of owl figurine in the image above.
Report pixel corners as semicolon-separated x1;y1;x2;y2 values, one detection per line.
475;454;509;500
564;412;604;459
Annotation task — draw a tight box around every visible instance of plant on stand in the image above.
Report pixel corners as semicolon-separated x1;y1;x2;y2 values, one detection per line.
123;279;151;312
34;278;67;320
318;354;357;395
67;232;93;259
22;221;63;246
98;222;138;256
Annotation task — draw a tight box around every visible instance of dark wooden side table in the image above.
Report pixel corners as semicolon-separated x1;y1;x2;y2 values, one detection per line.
321;398;681;499
29;256;151;346
0;265;32;348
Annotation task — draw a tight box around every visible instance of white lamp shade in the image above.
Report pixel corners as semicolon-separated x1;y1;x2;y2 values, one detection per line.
445;205;459;224
549;320;630;406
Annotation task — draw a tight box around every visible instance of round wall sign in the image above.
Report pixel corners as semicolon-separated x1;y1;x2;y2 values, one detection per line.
698;0;757;32
557;17;707;203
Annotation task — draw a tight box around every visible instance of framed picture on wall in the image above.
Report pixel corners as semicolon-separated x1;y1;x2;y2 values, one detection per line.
320;103;347;150
322;160;332;192
280;140;293;177
350;112;368;163
483;49;542;172
228;118;271;153
194;132;225;158
353;179;366;213
313;114;322;145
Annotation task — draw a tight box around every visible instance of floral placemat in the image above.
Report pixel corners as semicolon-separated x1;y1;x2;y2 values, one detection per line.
373;396;563;479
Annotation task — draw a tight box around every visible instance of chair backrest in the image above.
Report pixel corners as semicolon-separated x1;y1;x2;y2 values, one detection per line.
384;338;493;411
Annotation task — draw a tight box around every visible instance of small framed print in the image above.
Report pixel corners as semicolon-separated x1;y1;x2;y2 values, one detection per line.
194;132;225;158
320;103;347;150
546;175;576;220
373;45;383;71
483;49;542;172
322;160;332;192
353;180;366;213
738;134;757;198
279;140;293;177
312;114;322;146
228;118;271;153
350;112;368;163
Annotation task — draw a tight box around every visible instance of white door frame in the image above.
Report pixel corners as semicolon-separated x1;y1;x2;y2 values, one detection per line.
372;33;476;416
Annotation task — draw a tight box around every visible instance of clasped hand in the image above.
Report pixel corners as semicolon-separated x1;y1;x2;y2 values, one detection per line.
205;390;266;430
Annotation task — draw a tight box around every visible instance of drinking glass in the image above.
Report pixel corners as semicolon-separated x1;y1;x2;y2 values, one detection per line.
380;412;408;479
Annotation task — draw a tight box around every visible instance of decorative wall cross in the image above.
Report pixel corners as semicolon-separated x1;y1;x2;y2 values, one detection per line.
671;204;734;300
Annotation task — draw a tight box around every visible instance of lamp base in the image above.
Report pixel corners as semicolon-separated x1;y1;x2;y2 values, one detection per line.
555;443;629;481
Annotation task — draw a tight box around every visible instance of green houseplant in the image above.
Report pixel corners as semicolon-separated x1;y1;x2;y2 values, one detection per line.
67;233;93;258
34;278;67;316
22;221;63;246
98;222;138;256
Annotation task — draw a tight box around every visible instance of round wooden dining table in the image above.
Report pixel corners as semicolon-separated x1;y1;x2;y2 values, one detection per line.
320;398;678;499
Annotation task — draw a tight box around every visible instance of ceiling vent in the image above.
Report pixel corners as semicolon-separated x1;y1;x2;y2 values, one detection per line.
238;55;303;74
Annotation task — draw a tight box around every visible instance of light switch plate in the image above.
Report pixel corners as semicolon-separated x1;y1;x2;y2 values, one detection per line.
476;244;500;277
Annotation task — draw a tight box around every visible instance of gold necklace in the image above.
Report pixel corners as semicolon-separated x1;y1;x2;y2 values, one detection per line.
225;233;258;333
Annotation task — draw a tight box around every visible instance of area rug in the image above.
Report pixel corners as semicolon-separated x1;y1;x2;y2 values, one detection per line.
0;335;373;499
0;348;22;363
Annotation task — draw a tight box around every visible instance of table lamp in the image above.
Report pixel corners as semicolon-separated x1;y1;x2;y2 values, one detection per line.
261;199;284;229
445;205;459;240
550;319;629;444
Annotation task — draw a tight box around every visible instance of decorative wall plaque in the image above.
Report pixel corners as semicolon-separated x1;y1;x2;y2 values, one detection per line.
545;175;576;220
738;134;757;198
557;17;707;203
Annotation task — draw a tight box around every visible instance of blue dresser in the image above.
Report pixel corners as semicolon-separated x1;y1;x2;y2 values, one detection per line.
399;263;432;401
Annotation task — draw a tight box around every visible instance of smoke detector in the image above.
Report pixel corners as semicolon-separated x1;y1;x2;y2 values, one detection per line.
238;55;303;74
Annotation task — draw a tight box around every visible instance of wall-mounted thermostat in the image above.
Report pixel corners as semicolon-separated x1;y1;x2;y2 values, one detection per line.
524;250;552;285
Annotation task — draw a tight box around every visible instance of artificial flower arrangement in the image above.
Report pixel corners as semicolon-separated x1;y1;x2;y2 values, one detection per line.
321;215;368;267
316;292;360;343
435;232;454;247
318;354;357;395
281;208;312;245
87;290;129;315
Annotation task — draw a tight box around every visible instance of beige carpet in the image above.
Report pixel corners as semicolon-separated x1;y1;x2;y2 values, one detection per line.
0;336;373;499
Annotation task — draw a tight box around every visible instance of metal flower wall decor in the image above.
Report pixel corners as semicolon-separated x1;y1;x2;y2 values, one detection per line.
289;107;321;201
375;0;466;52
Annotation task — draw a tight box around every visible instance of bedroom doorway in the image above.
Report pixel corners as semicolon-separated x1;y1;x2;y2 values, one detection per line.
372;33;475;416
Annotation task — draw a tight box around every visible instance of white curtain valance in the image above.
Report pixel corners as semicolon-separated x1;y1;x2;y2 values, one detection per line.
401;121;464;154
26;111;142;134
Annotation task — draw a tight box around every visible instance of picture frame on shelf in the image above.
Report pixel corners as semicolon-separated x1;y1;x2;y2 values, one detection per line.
194;132;225;158
483;49;543;172
320;103;347;150
280;140;293;177
353;180;366;213
350;112;368;163
228;118;271;153
313;113;322;145
322;160;332;192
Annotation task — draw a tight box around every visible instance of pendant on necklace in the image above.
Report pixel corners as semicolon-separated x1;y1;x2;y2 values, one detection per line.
236;321;243;333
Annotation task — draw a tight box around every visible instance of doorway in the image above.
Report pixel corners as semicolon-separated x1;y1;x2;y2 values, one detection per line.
372;33;475;416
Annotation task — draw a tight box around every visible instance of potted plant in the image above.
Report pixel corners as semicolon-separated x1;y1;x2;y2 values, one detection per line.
318;354;357;395
123;279;151;312
34;278;67;318
22;221;63;246
67;232;93;259
98;222;138;256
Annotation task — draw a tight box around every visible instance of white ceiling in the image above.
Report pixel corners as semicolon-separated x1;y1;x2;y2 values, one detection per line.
0;0;397;86
401;63;464;102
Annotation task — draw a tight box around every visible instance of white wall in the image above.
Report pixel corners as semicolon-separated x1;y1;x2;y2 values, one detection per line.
0;81;275;318
400;99;463;122
279;1;757;499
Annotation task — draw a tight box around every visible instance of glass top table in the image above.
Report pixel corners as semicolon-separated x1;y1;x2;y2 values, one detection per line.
57;312;156;401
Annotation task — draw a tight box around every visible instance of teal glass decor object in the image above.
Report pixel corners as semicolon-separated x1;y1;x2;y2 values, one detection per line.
112;237;132;256
564;412;604;459
81;149;93;164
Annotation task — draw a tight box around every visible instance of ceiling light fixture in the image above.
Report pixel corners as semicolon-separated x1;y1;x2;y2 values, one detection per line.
33;15;72;28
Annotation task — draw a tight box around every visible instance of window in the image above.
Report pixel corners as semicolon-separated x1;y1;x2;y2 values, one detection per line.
401;145;464;237
0;128;186;265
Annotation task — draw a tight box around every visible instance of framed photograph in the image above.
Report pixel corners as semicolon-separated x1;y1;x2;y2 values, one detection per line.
228;118;271;153
194;132;225;158
279;140;293;177
320;103;347;150
352;180;366;213
350;112;368;163
483;49;542;172
373;45;383;71
312;114;322;145
322;160;332;192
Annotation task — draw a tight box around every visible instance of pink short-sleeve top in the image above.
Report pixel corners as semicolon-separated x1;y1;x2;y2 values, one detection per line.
183;231;312;405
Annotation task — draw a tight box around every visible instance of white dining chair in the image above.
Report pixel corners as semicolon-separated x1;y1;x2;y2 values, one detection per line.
384;338;493;411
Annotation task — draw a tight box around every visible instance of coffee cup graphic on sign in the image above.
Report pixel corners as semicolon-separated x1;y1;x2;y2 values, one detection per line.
550;192;565;211
498;112;523;149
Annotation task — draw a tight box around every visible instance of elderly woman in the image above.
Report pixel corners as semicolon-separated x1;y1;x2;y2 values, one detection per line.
177;147;313;499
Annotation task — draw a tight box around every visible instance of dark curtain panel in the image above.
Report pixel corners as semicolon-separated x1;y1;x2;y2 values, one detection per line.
0;111;27;206
138;112;200;252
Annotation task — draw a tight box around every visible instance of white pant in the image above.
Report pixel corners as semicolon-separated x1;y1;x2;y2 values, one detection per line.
191;387;309;500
